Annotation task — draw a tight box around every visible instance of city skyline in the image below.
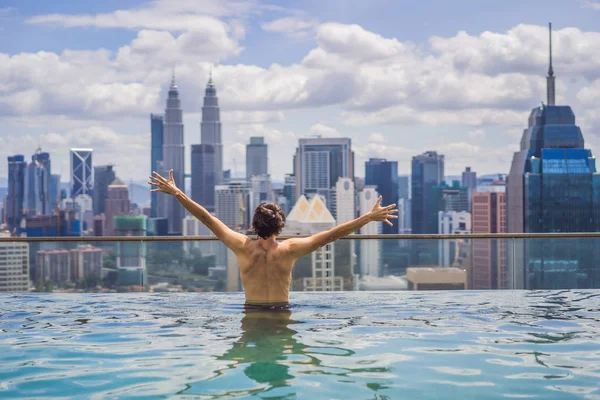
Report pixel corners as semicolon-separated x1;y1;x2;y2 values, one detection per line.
1;1;600;183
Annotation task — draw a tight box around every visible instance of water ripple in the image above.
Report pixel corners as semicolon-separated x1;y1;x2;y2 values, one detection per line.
0;291;599;399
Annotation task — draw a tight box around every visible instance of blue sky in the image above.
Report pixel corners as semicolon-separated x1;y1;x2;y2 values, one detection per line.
1;0;600;183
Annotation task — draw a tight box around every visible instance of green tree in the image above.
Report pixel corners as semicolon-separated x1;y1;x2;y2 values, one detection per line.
103;249;117;270
214;279;225;292
35;280;44;292
44;280;54;292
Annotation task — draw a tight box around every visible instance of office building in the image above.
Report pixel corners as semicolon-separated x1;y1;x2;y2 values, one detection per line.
365;158;398;233
462;167;477;211
249;174;273;213
161;73;185;235
507;23;600;289
432;181;470;216
398;176;410;200
200;73;223;184
49;174;61;212
398;198;411;235
0;240;29;292
358;187;381;277
24;148;51;217
114;216;147;287
62;194;94;233
411;151;444;234
191;144;216;211
215;181;251;231
335;177;355;224
438;211;471;267
246;137;268;178
93;165;115;216
6;155;26;233
150;114;164;218
70;148;93;198
283;174;296;214
70;245;103;282
472;190;507;289
104;178;130;236
294;137;354;217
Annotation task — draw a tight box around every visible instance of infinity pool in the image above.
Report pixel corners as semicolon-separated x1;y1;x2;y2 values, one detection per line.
1;291;599;399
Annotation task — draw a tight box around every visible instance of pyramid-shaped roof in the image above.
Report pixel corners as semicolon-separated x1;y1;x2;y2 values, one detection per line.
287;194;335;224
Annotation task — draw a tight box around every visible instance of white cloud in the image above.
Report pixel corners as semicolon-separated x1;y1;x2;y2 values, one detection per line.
261;16;318;39
583;0;600;10
309;123;340;137
468;129;486;139
369;133;385;143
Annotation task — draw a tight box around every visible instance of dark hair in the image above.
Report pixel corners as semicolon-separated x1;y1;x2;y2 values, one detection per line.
251;202;286;239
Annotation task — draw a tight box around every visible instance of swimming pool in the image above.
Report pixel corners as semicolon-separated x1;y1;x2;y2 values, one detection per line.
1;291;599;399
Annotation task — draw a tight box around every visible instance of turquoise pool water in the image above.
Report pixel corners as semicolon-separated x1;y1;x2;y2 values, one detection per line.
1;291;599;399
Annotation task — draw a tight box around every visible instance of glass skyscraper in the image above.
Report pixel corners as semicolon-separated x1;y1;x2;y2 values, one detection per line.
70;148;93;198
365;158;398;234
246;136;268;179
150;114;163;218
6;155;26;233
507;23;600;289
191;144;216;211
93;165;116;216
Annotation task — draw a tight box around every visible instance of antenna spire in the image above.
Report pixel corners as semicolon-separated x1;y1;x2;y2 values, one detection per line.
546;22;556;106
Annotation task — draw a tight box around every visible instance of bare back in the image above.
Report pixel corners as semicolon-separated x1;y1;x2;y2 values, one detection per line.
237;239;296;304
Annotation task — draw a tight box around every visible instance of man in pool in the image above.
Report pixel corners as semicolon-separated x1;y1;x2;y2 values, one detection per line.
149;170;398;310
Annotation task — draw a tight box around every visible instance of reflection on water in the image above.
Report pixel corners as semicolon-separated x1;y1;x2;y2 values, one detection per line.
0;291;599;399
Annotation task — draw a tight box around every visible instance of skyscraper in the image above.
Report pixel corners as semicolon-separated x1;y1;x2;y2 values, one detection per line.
93;165;115;216
49;174;61;212
507;23;600;289
115;215;147;288
249;174;273;214
200;73;223;184
215;181;251;231
294;137;354;216
461;166;477;211
335;177;355;225
0;240;29;293
191;144;216;211
6;155;26;233
358;187;381;277
283;174;296;214
70;148;93;199
162;73;185;235
104;178;130;236
246;137;268;179
150;114;164;218
411;151;444;234
398;176;410;200
411;151;444;266
472;190;506;289
24;148;51;217
365;159;398;234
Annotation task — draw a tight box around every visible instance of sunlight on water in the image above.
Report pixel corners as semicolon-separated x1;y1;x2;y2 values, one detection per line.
1;291;599;399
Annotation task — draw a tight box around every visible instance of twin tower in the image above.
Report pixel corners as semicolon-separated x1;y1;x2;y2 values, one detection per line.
150;72;223;234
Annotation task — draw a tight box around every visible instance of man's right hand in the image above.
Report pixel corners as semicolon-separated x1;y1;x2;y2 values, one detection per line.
148;169;180;196
368;196;398;226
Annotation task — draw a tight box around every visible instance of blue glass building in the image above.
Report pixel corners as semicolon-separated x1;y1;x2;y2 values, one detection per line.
6;155;27;234
507;24;600;288
150;114;164;218
365;158;398;234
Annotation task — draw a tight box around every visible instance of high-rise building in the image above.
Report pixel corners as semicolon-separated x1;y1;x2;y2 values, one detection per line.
25;209;80;237
215;181;251;231
411;151;444;234
200;73;223;184
115;216;147;288
507;23;600;289
411;151;444;266
0;239;29;292
365;158;398;234
150;114;164;218
93;165;115;216
161;74;185;235
191;144;216;211
24;148;51;217
62;194;94;233
294;137;354;216
104;178;130;236
335;177;355;225
284;195;343;291
398;176;410;200
438;211;471;268
7;155;27;234
398;198;411;235
249;174;273;213
70;148;93;198
461;166;477;211
358;187;381;277
432;181;470;217
246;137;268;179
283;174;296;214
49;174;61;212
36;245;103;284
472;190;507;289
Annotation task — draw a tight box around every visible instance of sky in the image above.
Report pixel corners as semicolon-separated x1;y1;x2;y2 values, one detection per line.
1;0;600;184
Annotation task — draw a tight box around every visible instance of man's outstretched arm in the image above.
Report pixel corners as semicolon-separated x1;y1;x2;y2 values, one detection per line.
149;170;247;253
285;196;397;259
